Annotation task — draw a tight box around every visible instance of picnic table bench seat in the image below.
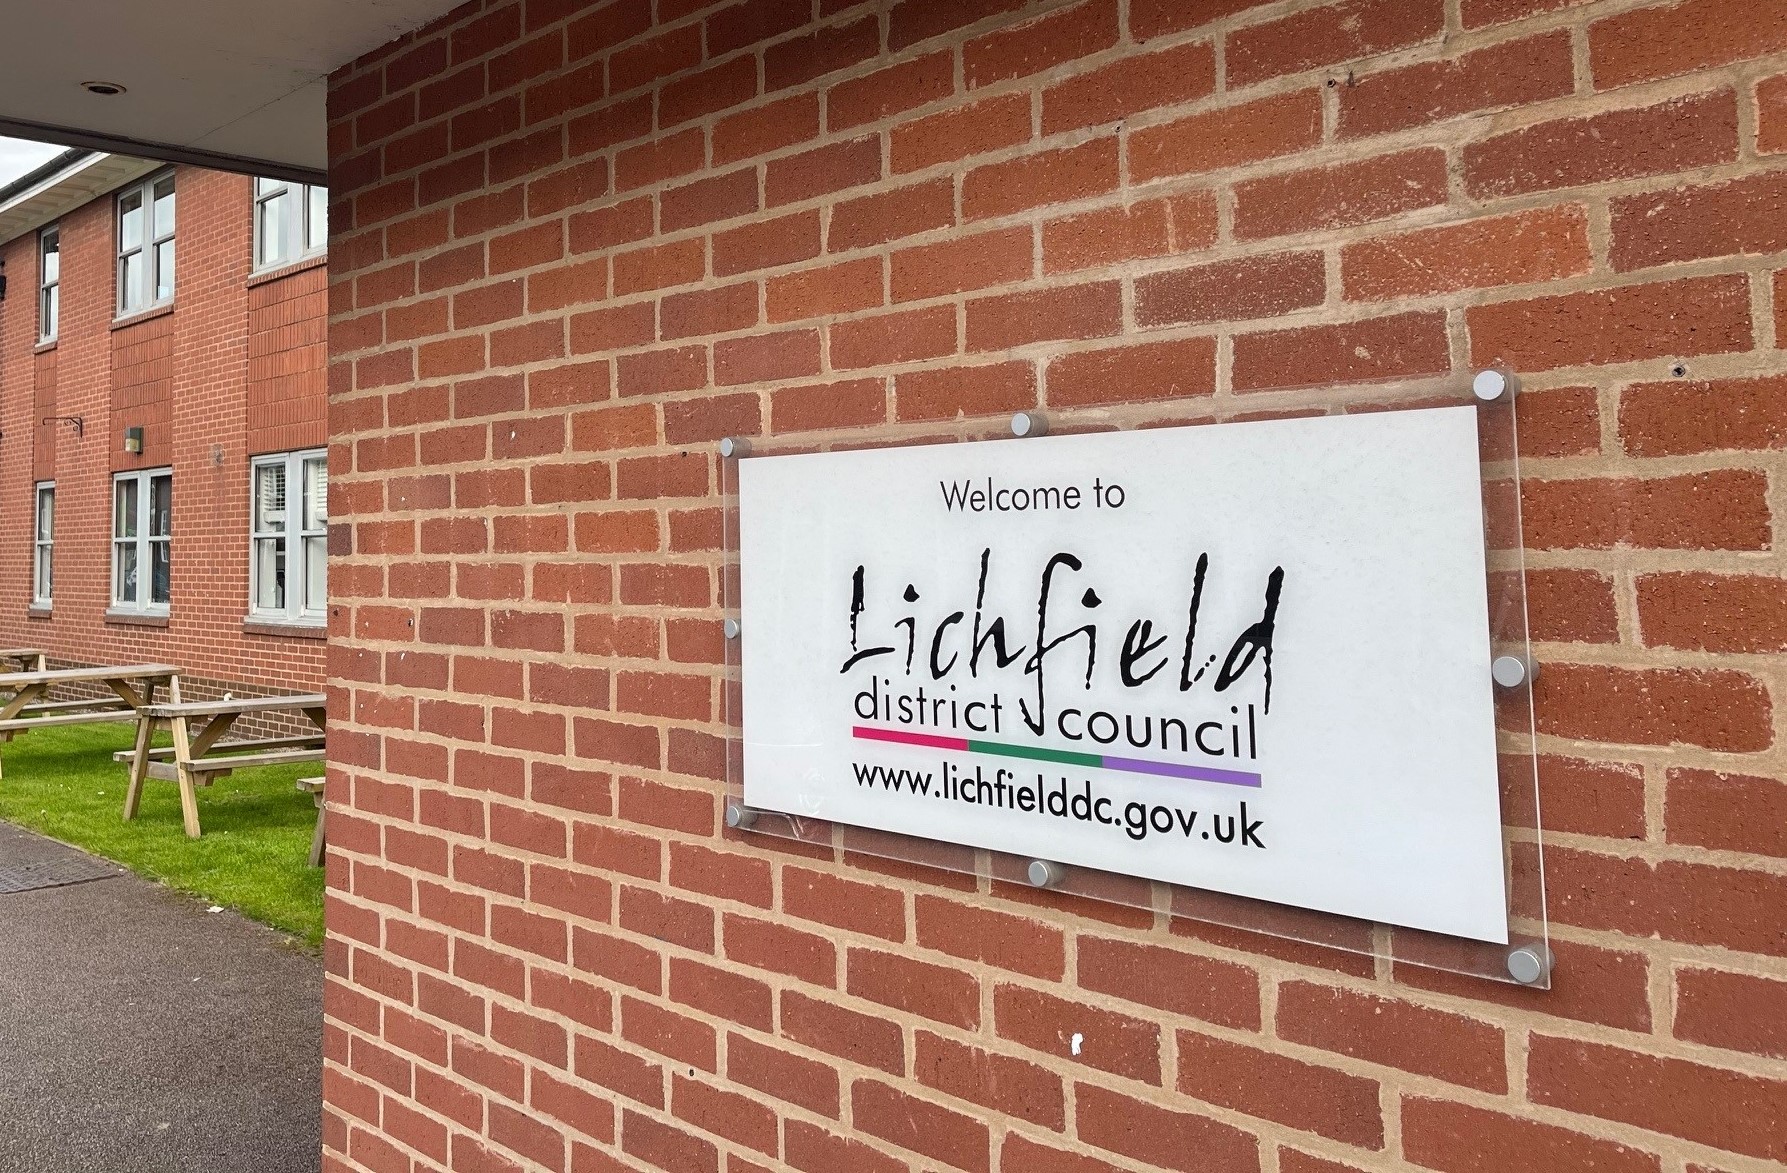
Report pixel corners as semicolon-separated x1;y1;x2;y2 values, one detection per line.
122;692;327;838
0;663;179;779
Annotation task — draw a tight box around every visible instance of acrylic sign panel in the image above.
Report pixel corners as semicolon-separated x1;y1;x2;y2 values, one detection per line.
737;406;1508;944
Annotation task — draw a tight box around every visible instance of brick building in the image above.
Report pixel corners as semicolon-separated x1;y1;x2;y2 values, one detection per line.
0;152;331;698
7;1;1787;1172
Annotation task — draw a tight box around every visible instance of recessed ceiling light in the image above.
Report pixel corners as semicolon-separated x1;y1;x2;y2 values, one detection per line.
81;81;126;96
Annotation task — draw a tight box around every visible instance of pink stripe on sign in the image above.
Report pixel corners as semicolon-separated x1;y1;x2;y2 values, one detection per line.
853;725;968;752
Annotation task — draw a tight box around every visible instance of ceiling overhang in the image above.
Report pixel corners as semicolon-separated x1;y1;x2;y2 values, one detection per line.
0;152;161;246
0;0;465;182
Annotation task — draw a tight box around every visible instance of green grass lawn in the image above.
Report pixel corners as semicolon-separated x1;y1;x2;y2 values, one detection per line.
0;721;325;945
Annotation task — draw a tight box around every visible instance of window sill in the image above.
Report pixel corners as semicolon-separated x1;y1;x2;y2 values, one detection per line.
105;609;169;629
33;338;57;355
243;618;326;640
26;606;51;620
111;301;175;331
247;252;328;289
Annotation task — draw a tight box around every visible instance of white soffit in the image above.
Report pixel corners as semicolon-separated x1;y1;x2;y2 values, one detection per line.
0;0;463;181
0;154;161;247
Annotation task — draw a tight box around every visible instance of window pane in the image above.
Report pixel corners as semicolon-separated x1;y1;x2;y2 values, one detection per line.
255;177;281;198
150;475;172;537
153;178;175;238
155;241;175;301
44;285;58;337
35;550;51;601
256;464;287;532
116;543;138;604
303;458;327;530
120;251;143;311
36;489;52;540
304;535;327;612
120;191;143;250
115;479;138;538
258;193;286;267
41;233;58;284
150;541;170;605
307;185;328;251
255;537;286;611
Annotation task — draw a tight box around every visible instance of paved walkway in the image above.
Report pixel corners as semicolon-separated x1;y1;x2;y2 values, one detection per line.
0;821;322;1173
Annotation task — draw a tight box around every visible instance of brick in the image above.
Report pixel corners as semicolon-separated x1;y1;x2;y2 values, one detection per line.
1234;310;1449;392
1076;936;1259;1030
852;1079;991;1173
1464;89;1740;199
1535;663;1771;751
829;179;954;251
713;209;822;276
1522;470;1769;552
966;283;1122;351
1402;1097;1662;1173
964;137;1120;222
1621;375;1787;456
892;92;1033;174
1468;275;1753;371
1611;170;1787;271
785;1119;905;1173
765;17;881;92
994;983;1160;1083
1341;31;1574;138
726;1032;840;1117
1666;768;1787;858
620;1108;717;1173
847;946;979;1028
771;376;889;431
1761;71;1787;154
1047;337;1217;408
767;257;884;321
1544;845;1787;954
893;227;1032;301
670;1073;777;1155
1277;982;1507;1091
1521;568;1620;645
1042;192;1219;274
832;305;957;370
715;328;821;385
1139;252;1325;327
1343;206;1591;300
963;0;1118;90
1130;90;1323;182
1075;1082;1260;1172
828;51;955;131
1043;39;1216;134
913;1030;1064;1128
896;360;1036;421
714;92;821;165
1232;0;1443;86
766;137;882;207
1675;968;1787;1059
1235;148;1448;239
1529;1035;1787;1161
1591;0;1787;89
1637;573;1787;653
783;866;907;939
780;989;905;1073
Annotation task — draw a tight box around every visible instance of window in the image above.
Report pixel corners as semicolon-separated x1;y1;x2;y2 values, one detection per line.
38;227;58;342
249;450;327;624
32;482;53;607
253;178;328;271
118;172;175;315
112;469;171;614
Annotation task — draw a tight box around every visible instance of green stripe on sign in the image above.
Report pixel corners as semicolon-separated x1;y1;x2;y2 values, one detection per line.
967;739;1103;769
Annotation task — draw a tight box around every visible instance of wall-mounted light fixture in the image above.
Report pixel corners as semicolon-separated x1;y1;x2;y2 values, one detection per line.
124;426;145;455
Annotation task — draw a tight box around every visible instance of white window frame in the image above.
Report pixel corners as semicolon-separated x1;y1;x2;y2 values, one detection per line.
252;178;328;272
112;468;172;615
248;449;327;626
117;172;175;316
38;226;58;342
32;482;53;608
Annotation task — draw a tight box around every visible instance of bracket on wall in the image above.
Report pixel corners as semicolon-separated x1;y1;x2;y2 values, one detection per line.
42;415;84;438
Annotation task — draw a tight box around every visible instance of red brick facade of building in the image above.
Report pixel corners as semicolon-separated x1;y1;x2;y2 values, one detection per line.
0;165;329;696
322;2;1787;1171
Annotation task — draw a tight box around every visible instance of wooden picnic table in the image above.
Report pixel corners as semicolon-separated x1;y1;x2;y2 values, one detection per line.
121;692;327;838
0;663;180;780
0;649;46;673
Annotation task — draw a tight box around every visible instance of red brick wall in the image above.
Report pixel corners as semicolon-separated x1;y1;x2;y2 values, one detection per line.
0;165;328;695
322;2;1787;1171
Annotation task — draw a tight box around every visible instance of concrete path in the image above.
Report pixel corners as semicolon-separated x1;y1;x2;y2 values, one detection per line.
0;821;322;1173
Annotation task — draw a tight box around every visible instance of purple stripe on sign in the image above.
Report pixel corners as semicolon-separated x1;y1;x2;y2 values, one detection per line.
1102;755;1262;788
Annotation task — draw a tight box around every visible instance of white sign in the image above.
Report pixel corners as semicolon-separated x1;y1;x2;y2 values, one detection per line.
737;406;1508;943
